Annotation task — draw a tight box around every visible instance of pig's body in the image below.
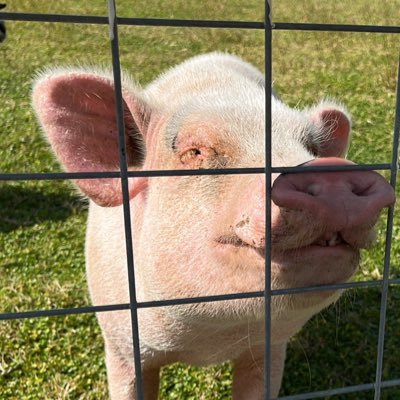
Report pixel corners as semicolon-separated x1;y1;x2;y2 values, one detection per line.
33;53;395;399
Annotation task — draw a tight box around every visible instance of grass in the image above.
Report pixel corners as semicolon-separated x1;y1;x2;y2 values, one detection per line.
0;0;399;399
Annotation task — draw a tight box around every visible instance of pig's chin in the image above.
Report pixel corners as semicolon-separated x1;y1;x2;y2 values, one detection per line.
276;241;354;259
272;238;359;290
214;232;359;286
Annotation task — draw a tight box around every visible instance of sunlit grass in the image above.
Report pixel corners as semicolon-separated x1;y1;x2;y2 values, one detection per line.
0;1;399;398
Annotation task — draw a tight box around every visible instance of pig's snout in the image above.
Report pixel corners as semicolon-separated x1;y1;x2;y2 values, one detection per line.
271;157;395;247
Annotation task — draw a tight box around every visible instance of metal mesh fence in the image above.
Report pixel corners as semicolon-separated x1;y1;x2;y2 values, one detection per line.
0;1;399;399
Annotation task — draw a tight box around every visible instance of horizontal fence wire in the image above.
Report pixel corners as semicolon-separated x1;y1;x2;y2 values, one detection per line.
1;4;400;400
1;11;400;33
277;378;400;400
2;278;400;321
0;163;397;181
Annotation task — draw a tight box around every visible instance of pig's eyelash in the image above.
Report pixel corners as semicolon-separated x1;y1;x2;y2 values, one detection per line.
171;134;178;151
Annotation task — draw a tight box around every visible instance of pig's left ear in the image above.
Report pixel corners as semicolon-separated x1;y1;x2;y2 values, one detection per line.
32;69;151;207
307;102;352;158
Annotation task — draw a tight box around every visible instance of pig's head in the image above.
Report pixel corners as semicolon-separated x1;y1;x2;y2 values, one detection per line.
32;55;394;336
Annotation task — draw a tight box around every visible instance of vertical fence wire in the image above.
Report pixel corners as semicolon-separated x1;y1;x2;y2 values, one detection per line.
107;0;144;398
264;1;273;398
373;55;400;400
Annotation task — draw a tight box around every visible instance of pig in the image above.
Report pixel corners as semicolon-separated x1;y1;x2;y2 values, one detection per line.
32;52;395;400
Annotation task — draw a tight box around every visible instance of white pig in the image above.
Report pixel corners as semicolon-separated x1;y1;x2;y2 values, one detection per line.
32;53;395;399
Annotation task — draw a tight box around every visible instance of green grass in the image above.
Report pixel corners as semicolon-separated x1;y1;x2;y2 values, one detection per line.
0;1;400;399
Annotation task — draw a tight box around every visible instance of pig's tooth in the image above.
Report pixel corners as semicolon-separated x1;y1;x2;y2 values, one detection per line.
314;238;327;246
328;233;339;246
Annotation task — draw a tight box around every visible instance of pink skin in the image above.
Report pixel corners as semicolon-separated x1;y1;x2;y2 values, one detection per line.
212;157;394;306
272;158;394;235
272;158;395;252
32;72;150;206
32;54;395;400
309;109;351;157
225;156;394;268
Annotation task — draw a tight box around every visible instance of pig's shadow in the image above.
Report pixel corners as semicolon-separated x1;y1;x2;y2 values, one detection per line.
0;185;86;233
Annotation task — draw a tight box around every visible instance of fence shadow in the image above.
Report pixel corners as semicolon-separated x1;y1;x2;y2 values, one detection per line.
0;184;86;233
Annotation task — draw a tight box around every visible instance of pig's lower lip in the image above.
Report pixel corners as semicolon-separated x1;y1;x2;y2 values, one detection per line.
274;232;355;259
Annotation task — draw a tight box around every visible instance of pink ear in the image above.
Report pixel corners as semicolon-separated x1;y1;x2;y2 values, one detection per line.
310;106;351;158
33;71;149;206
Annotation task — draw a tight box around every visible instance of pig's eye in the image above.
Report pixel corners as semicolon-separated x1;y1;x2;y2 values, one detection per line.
180;148;203;164
187;148;202;157
179;146;215;167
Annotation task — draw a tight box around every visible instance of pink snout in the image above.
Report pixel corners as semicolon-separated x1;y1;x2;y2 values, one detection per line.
233;158;395;250
271;157;395;236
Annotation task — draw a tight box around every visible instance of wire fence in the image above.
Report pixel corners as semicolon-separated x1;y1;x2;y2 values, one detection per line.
0;1;399;399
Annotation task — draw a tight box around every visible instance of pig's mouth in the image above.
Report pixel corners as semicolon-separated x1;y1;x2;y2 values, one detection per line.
312;232;344;247
276;231;353;254
215;235;266;258
274;231;357;260
216;231;351;258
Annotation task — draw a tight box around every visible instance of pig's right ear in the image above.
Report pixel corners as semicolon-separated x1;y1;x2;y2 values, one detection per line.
32;70;150;207
307;101;352;158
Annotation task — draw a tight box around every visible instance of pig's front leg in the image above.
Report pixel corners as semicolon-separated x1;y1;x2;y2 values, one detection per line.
105;346;160;400
232;343;287;400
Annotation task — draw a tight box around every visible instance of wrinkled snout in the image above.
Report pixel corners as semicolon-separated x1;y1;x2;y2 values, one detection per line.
232;158;394;252
271;157;395;247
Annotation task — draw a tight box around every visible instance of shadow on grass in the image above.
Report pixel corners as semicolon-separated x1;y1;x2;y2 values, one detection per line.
281;286;400;399
0;184;86;232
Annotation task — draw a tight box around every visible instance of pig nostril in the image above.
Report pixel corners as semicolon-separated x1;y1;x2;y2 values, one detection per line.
352;183;374;197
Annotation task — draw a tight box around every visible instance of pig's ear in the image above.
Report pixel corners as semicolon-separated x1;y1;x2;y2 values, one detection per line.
32;70;150;207
308;102;352;158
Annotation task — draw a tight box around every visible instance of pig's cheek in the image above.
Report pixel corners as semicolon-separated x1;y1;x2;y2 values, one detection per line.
137;211;267;298
160;239;266;298
341;225;378;250
209;247;266;291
